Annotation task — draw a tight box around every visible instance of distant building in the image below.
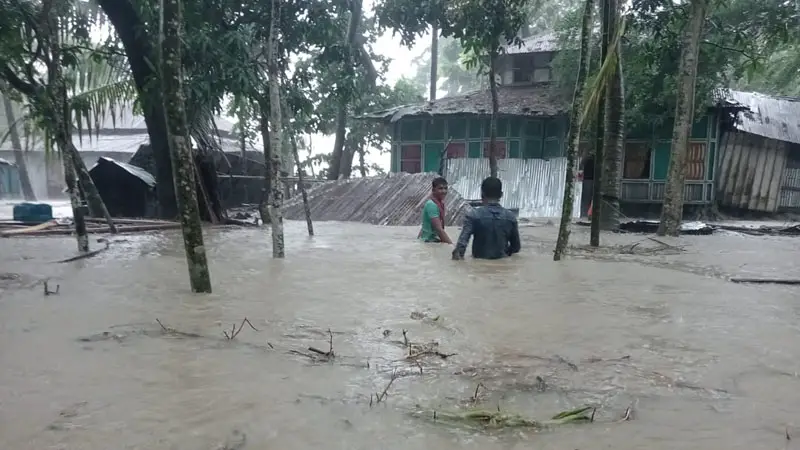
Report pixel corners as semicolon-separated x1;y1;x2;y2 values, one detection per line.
362;33;736;219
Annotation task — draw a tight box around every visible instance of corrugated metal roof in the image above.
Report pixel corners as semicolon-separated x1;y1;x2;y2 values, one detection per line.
282;172;472;226
91;156;156;187
444;158;582;219
504;32;560;55
721;89;800;144
360;85;568;123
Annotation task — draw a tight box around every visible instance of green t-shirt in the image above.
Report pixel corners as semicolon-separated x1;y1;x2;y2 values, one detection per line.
420;199;442;242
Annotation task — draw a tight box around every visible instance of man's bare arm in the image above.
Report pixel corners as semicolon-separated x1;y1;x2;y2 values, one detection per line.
431;217;453;244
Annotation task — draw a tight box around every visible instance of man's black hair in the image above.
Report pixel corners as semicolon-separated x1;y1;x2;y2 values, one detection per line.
432;177;448;188
481;176;503;200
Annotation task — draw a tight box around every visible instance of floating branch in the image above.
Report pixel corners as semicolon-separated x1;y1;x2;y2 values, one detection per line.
154;318;204;338
223;317;259;340
308;328;335;359
730;278;800;285
56;239;110;263
472;382;486;403
413;405;596;430
374;369;399;405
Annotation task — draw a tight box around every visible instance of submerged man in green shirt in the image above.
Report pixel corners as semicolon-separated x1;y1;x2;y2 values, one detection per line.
418;177;453;244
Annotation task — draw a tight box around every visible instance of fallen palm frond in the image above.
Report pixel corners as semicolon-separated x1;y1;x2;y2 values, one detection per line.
411;405;595;430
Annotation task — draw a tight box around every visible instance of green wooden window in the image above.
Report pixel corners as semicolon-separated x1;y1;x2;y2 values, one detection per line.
400;120;423;141
468;141;482;158
508;140;521;158
509;118;523;138
390;144;398;172
523;138;542;158
652;141;671;180
468;118;482;139
427;119;445;140
544;119;560;139
690;115;709;139
524;119;543;137
707;141;716;180
542;139;561;158
448;119;467;139
482;119;509;138
424;143;444;172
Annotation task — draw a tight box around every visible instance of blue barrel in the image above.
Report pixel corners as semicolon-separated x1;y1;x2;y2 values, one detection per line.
12;202;54;224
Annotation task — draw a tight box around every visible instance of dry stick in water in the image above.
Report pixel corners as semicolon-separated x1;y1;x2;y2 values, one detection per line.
472;382;486;403
375;369;399;404
308;328;335;358
43;280;60;296
223;317;259;340
56;239;110;263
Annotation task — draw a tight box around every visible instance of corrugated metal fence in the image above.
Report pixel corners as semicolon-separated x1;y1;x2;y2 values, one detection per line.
717;130;790;212
282;172;471;226
781;166;800;209
445;158;582;218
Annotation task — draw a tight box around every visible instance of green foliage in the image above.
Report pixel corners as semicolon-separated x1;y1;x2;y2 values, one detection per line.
553;0;800;131
411;37;484;97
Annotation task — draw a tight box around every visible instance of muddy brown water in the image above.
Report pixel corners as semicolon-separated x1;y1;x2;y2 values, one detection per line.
1;221;799;449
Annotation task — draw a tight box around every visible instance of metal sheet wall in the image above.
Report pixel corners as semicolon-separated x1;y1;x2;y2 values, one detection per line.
717;130;788;212
445;158;582;218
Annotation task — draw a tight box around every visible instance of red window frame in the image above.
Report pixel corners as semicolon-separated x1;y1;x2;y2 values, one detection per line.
445;142;467;159
400;144;422;173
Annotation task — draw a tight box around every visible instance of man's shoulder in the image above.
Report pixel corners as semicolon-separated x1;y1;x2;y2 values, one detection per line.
500;207;518;222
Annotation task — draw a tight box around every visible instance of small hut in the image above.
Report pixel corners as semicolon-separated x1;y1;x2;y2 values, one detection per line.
89;157;156;217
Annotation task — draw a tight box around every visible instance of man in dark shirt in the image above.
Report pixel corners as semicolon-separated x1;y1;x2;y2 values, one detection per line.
452;176;521;260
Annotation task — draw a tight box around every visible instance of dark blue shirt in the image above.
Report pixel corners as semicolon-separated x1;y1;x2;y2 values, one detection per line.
453;203;521;260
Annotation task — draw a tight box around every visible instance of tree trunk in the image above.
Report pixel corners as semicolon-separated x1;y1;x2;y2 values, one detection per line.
657;0;709;236
161;0;212;292
340;133;356;179
590;0;611;247
3;97;36;200
291;132;314;236
97;0;178;219
554;0;594;262
258;109;272;225
267;0;285;257
62;150;89;252
357;143;368;177
327;0;363;180
600;0;624;231
430;25;439;101
488;50;499;178
67;144;117;232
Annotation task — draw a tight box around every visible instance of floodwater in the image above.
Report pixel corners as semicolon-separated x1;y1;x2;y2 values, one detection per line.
1;220;800;450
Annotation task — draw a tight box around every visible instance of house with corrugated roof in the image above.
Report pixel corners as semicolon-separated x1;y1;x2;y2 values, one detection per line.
362;33;737;219
716;89;800;213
